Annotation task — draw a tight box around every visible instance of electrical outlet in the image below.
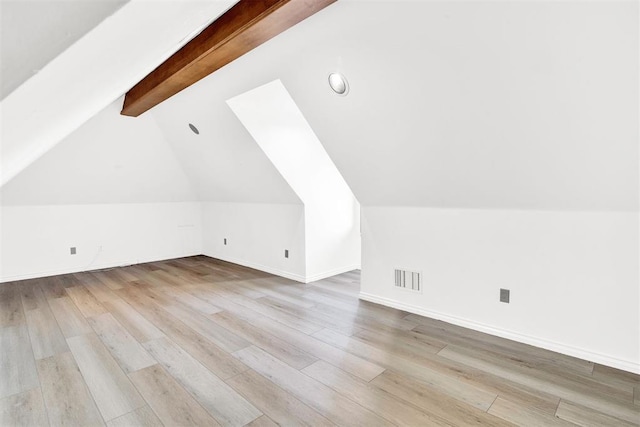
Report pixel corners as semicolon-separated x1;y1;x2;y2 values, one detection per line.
70;247;76;255
224;238;227;245
284;249;289;258
500;288;510;303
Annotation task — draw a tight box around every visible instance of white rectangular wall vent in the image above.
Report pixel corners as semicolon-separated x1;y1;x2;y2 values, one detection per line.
394;269;421;292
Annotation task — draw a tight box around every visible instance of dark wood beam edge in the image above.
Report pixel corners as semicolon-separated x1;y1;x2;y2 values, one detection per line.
121;0;336;117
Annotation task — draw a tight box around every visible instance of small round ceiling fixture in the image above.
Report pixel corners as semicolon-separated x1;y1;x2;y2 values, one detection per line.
328;72;349;96
188;123;200;135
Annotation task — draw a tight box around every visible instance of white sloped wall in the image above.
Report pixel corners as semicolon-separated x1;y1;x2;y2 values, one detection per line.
0;100;202;281
227;80;360;282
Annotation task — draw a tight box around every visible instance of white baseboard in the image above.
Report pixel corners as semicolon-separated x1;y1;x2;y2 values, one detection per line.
206;253;359;284
0;251;201;283
204;253;307;283
359;292;640;375
305;264;361;283
1;250;357;286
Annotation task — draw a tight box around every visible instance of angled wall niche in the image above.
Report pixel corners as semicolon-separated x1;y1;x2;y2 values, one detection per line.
227;79;361;282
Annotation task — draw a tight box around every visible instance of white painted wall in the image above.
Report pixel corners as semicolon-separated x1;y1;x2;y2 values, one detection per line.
304;199;360;282
1;99;196;205
287;1;638;212
227;80;361;282
360;207;640;373
151;88;301;204
0;202;202;282
201;202;306;282
0;97;203;283
1;0;127;98
1;0;235;186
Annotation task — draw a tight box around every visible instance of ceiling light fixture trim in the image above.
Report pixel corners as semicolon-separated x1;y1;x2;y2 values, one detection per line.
328;72;349;96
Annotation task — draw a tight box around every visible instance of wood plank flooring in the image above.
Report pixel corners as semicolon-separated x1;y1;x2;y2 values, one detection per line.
1;256;638;426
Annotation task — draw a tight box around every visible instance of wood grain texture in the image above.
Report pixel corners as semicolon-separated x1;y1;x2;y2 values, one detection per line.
25;306;69;359
219;289;324;335
488;396;571;426
591;363;640;391
106;405;162;427
0;388;48;427
227;369;334;427
150;285;222;315
128;365;221;426
83;275;120;303
371;369;512;426
258;295;362;336
19;280;49;311
38;276;68;299
219;304;385;381
101;298;164;343
141;287;250;353
143;337;262;426
37;352;105;426
186;282;388;383
67;333;145;421
210;310;317;370
233;345;393;427
92;271;125;291
302;360;454;426
116;287;248;380
48;296;93;338
439;344;640;424
88;312;156;373
121;0;337;116
312;328;498;410
411;317;596;377
0;325;39;398
65;285;107;317
3;257;639;427
0;283;25;327
555;400;639;427
245;415;279;427
108;267;140;283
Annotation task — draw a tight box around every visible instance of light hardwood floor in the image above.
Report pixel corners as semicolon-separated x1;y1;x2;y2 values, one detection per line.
1;256;638;426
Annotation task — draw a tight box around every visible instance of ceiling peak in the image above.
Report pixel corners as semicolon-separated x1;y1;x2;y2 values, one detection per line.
121;0;336;117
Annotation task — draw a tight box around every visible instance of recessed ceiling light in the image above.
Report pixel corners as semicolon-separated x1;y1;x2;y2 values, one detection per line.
188;123;200;134
328;72;349;96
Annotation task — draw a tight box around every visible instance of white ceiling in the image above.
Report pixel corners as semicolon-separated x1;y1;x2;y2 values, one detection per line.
151;0;638;211
0;99;197;205
1;0;128;99
2;1;637;211
0;0;235;187
151;81;300;204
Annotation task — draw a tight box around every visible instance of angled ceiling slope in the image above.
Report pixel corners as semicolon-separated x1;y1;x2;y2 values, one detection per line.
150;79;302;204
0;0;128;100
206;0;637;211
0;99;197;205
2;1;635;213
138;1;637;211
0;0;235;188
121;0;336;117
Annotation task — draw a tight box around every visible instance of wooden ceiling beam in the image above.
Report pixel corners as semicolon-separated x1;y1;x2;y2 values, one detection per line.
121;0;336;117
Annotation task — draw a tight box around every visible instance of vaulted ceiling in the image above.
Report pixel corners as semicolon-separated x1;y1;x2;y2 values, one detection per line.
1;1;637;211
0;0;128;100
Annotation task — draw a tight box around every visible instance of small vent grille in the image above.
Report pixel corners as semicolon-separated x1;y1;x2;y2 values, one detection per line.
394;269;421;292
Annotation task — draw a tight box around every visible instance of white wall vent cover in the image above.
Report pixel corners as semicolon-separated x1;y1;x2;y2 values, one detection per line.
394;268;421;292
